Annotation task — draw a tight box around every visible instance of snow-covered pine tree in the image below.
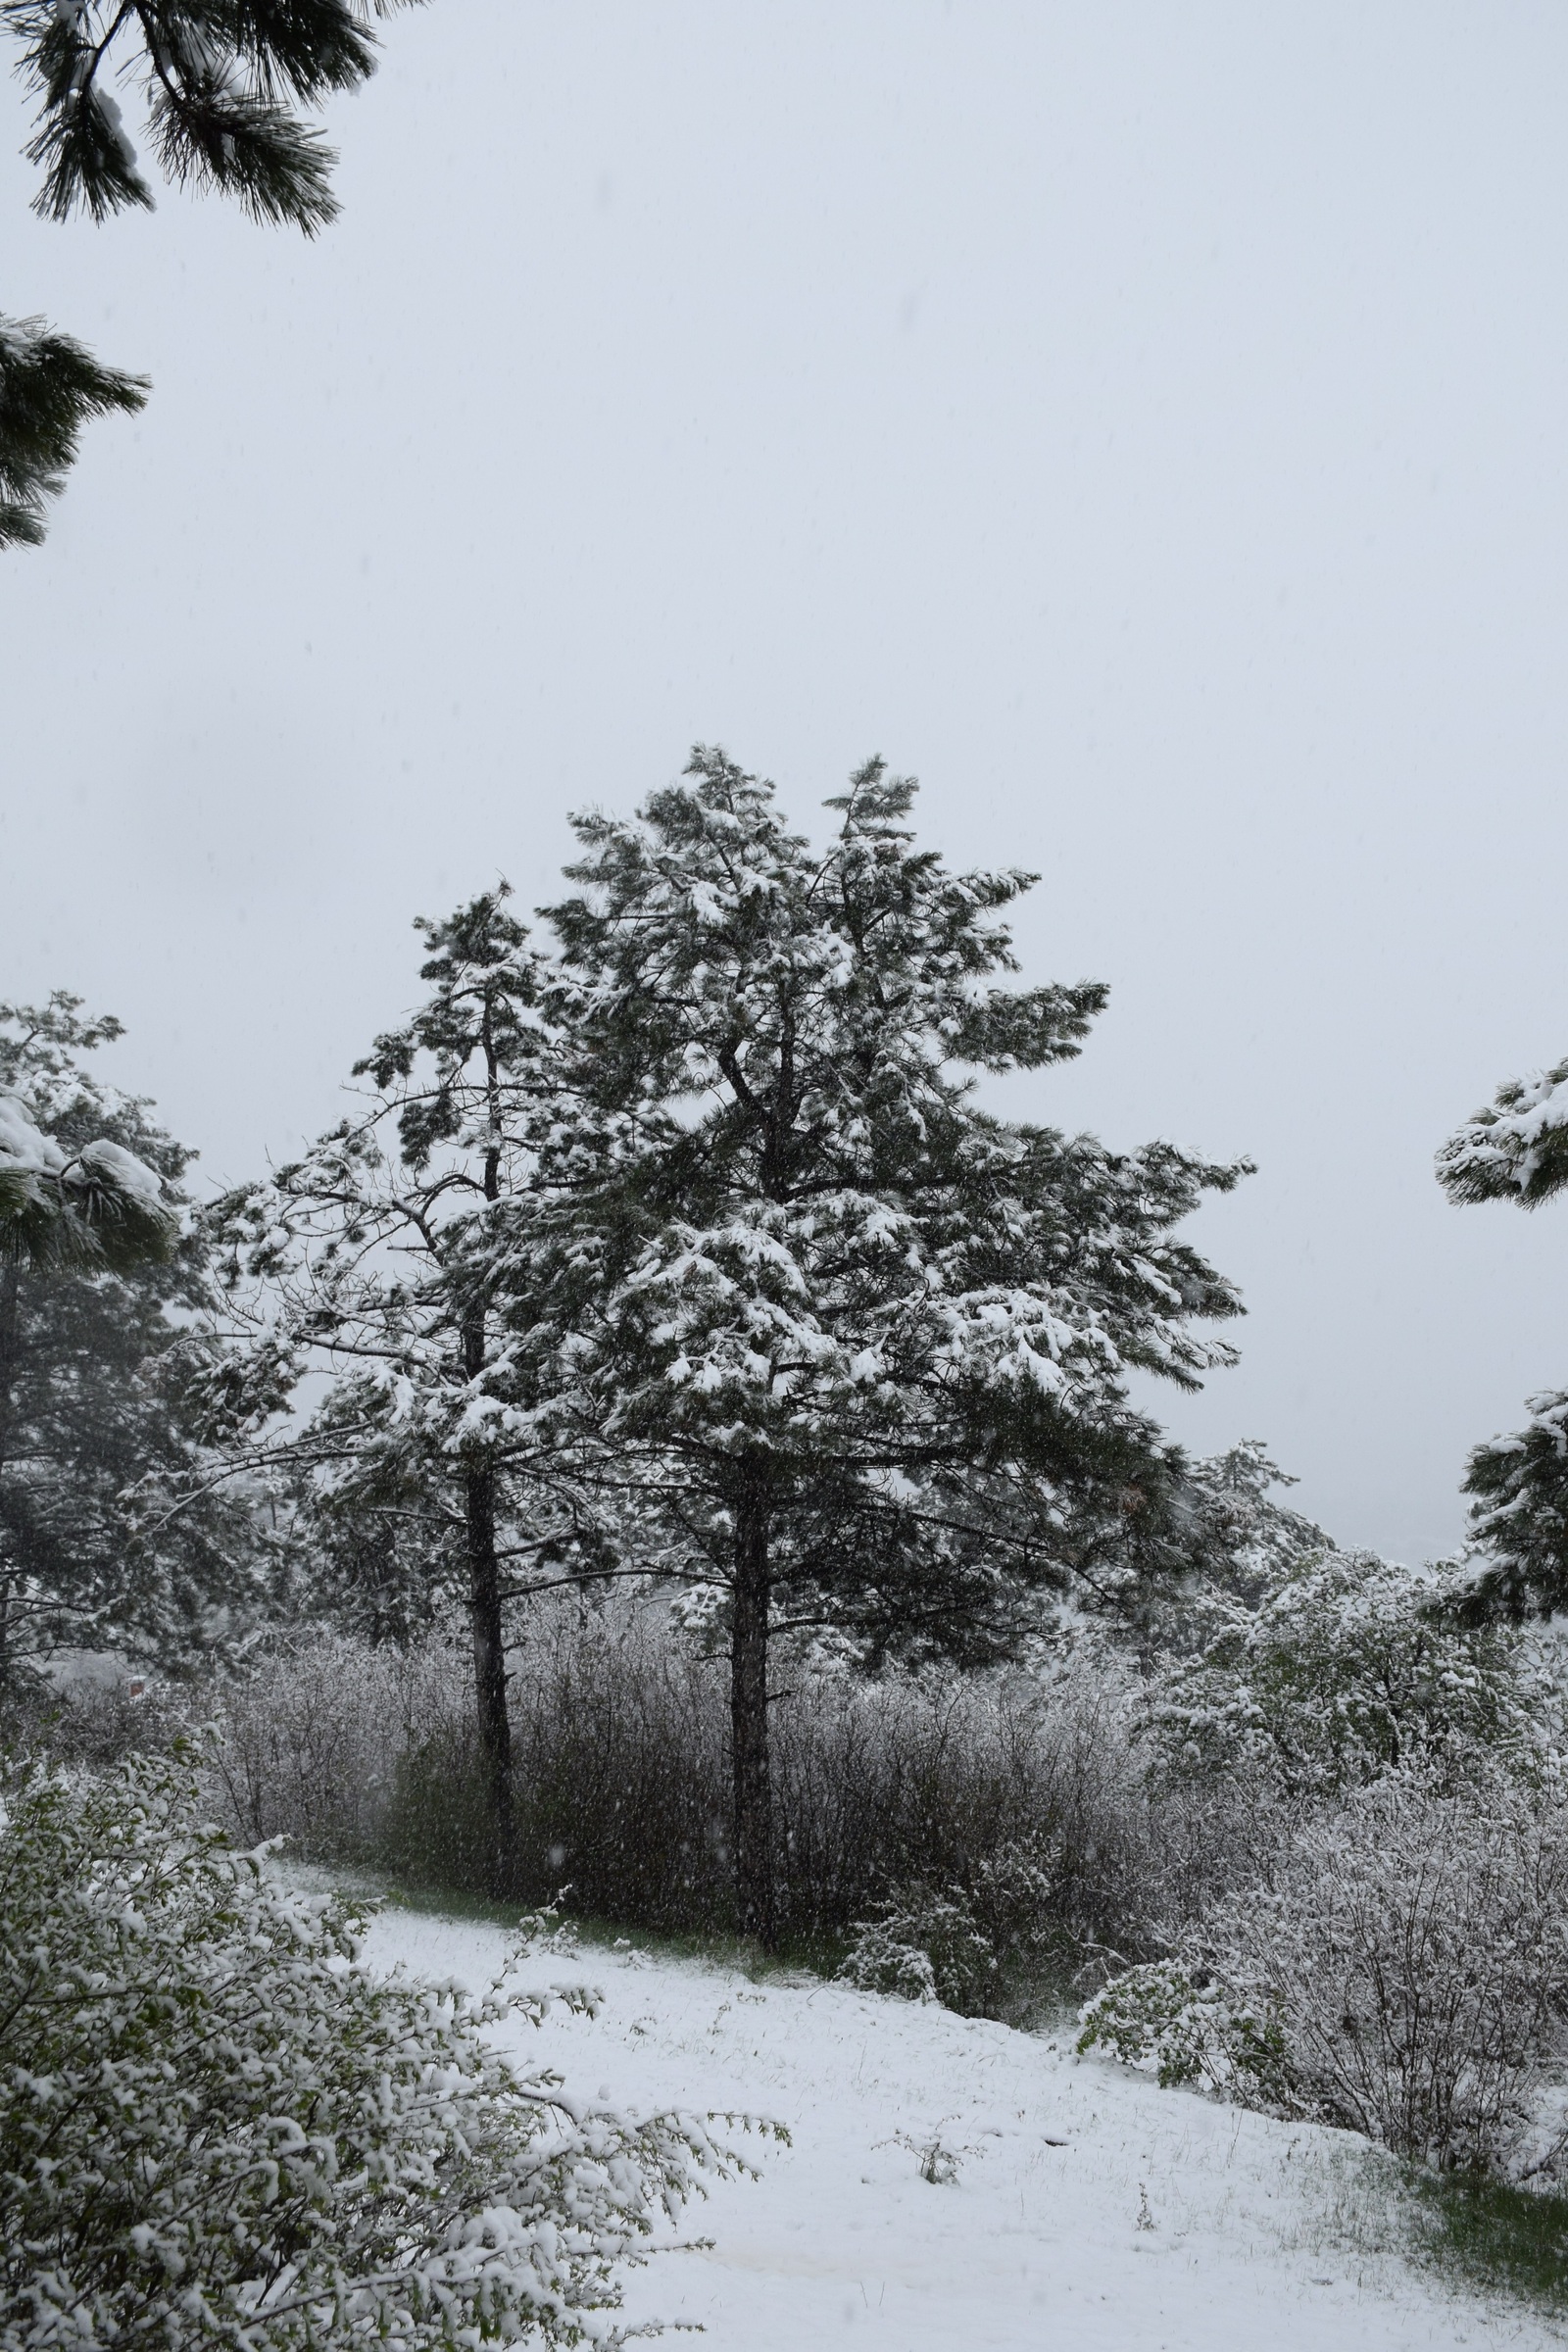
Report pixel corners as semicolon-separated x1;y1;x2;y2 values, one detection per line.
2;0;416;543
500;750;1249;1943
0;994;253;1684
1438;1060;1568;1618
211;891;606;1866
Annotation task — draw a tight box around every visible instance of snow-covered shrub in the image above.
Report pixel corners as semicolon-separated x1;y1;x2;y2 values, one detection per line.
840;1835;1085;2016
0;1745;742;2352
1084;1770;1568;2176
840;1887;997;2009
374;1601;732;1920
1150;1548;1559;1794
1215;1771;1568;2170
1076;1958;1288;2098
781;1648;1178;1965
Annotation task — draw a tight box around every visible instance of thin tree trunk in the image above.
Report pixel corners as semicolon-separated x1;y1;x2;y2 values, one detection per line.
464;1299;513;1886
466;1457;514;1883
465;1014;515;1890
730;1470;775;1946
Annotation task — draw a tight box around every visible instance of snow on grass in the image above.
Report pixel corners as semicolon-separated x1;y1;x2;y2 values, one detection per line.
361;1904;1556;2350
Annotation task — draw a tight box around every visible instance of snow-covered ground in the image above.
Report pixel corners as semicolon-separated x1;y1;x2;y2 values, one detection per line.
363;1904;1557;2350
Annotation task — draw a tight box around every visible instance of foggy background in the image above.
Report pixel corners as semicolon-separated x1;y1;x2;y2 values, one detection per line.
3;1;1565;1563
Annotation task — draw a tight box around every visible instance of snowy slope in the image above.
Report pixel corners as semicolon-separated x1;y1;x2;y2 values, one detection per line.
362;1906;1555;2350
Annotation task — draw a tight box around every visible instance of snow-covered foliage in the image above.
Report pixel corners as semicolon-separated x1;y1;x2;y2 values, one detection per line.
204;1634;464;1861
1086;1769;1568;2177
1149;1545;1559;1791
839;1840;1064;2017
1438;1058;1568;1210
1082;1472;1568;2179
1077;1958;1287;2100
1152;1440;1332;1612
0;995;256;1686
0;1075;173;1273
0;1746;746;2352
210;890;605;1847
1450;1393;1568;1623
1437;1058;1568;1619
840;1888;997;2009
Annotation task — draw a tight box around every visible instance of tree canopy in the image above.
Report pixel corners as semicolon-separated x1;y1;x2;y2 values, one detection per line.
211;751;1250;1936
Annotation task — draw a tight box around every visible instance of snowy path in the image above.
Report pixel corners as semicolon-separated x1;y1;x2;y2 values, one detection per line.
364;1906;1555;2350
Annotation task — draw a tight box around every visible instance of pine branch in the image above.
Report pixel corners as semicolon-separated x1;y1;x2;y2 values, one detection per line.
1438;1058;1568;1210
2;0;424;229
0;315;148;549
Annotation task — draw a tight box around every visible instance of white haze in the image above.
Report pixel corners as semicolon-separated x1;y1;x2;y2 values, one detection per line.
3;1;1567;1564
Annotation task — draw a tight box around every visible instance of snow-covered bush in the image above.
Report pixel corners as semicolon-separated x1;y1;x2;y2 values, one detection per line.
1083;1770;1568;2176
1150;1548;1558;1794
0;1745;743;2352
1076;1958;1287;2099
839;1836;1080;2016
840;1886;999;2010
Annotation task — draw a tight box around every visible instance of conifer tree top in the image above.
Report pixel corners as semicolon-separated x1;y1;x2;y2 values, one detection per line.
476;748;1251;1646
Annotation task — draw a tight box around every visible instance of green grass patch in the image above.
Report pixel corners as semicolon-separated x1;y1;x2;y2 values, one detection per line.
1413;2170;1568;2313
360;1868;846;1980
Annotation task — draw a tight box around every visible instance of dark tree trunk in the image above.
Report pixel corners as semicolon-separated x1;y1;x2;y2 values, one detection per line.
464;1307;513;1887
730;1469;775;1946
0;1263;19;1688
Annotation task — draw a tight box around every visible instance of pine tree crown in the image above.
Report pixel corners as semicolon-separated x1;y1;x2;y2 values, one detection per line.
458;749;1254;1643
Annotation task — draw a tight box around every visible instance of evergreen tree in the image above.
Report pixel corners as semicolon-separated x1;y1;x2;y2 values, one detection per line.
494;750;1249;1943
211;892;608;1867
1438;1059;1568;1617
2;0;417;544
0;994;252;1683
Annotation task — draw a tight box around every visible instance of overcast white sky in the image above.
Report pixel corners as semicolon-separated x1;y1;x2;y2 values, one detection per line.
4;2;1567;1562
